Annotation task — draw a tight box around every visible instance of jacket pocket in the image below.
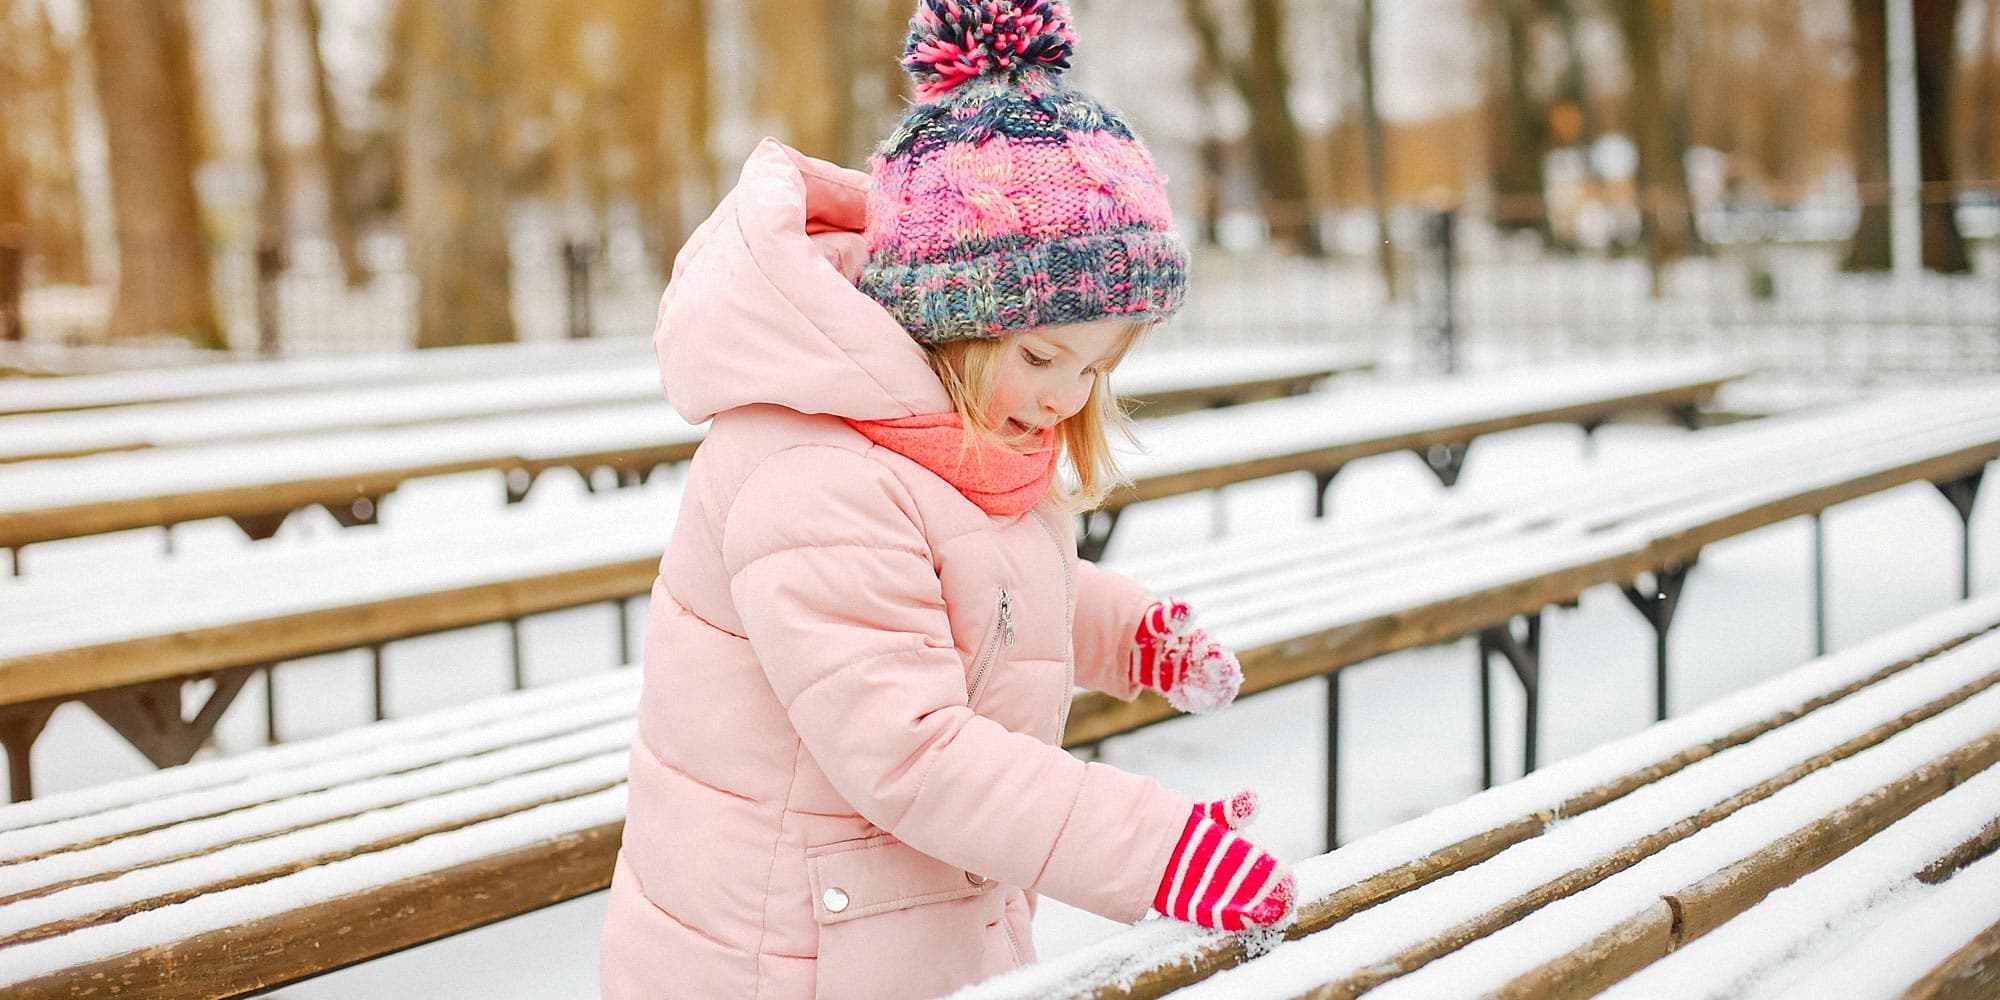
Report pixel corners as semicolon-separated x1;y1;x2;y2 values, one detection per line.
807;834;996;1000
966;586;1015;708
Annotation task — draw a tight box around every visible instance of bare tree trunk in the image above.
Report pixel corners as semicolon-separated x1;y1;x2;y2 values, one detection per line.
751;0;845;162
1181;0;1324;256
0;119;23;342
256;0;290;355
1545;0;1599;147
1614;0;1698;296
1489;0;1552;237
1976;0;2000;180
402;0;514;347
1355;0;1394;285
1;0;89;285
85;0;223;348
300;0;367;287
1845;0;1893;270
1914;0;1968;271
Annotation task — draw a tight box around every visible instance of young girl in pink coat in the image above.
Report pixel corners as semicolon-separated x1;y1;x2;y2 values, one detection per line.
599;3;1292;996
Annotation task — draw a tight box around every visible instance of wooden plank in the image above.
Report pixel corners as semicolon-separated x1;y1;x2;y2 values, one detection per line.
0;558;659;706
1899;916;2000;1000
1489;726;2000;1000
3;820;624;1000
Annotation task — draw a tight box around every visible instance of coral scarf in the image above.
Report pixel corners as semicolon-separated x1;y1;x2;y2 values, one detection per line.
845;413;1057;517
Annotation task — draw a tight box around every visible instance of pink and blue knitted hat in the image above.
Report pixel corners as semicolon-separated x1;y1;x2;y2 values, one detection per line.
859;0;1188;345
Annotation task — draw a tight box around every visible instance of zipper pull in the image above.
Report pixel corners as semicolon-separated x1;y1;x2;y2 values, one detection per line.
998;588;1015;646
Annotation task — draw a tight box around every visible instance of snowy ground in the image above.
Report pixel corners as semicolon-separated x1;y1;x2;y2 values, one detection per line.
15;374;1996;998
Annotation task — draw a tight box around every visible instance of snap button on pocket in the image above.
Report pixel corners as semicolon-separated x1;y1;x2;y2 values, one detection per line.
822;888;850;913
966;871;993;887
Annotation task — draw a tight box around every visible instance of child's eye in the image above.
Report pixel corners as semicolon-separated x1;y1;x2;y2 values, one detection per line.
1021;348;1052;367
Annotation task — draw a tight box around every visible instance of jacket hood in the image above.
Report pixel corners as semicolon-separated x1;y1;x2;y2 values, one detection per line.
654;139;950;425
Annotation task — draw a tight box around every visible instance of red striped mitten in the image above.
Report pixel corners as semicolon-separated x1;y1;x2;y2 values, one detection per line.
1130;600;1243;714
1152;799;1295;931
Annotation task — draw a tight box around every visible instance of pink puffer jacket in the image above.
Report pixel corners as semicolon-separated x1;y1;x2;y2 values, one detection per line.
597;139;1195;1000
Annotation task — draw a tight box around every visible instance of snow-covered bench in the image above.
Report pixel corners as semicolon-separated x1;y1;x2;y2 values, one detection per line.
0;347;1375;569
954;593;2000;1000
1077;359;1741;559
0;392;1992;996
0;344;1367;463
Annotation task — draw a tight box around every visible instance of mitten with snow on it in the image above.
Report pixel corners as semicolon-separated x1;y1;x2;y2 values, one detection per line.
1152;802;1295;931
1129;599;1243;714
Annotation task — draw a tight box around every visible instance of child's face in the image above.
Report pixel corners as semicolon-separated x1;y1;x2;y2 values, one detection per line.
986;318;1135;451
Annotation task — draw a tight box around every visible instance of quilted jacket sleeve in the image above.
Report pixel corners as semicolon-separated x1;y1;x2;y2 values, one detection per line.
1070;558;1155;701
722;444;1191;922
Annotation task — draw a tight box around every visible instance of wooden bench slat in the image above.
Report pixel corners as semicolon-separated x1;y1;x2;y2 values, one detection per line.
956;596;2000;999
1261;653;2000;1000
0;791;626;997
1590;764;2000;1000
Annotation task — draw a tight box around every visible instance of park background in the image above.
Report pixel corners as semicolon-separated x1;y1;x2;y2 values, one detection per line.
2;0;1998;996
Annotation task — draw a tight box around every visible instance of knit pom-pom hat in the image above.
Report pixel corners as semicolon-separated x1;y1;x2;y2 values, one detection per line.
858;0;1189;345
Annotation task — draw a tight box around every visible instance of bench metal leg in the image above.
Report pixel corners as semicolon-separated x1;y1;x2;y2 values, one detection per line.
616;598;632;665
1580;421;1603;462
1623;560;1696;722
1936;469;1985;599
1312;467;1343;518
1326;670;1342;852
7;546;17;577
370;644;388;721
228;512;291;541
79;668;255;771
1416;441;1470;487
324;494;384;528
1077;508;1123;562
1670;402;1704;431
1478;612;1543;789
509;619;527;690
0;701;58;802
505;468;536;504
265;664;280;744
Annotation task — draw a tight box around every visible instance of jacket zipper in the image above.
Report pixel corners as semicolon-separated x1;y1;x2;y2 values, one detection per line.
966;586;1014;706
1028;510;1075;739
1000;908;1026;966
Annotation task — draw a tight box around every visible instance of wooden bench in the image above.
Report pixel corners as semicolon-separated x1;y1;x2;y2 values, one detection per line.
0;390;1993;997
0;347;1370;569
953;594;2000;999
1078;360;1742;559
0;344;1368;463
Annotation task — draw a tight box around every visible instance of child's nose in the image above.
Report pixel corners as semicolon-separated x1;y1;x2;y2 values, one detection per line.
1043;379;1090;420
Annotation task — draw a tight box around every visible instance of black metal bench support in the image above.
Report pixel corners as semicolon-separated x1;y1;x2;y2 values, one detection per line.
1813;512;1829;656
1936;469;1985;600
1623;559;1696;722
1417;441;1471;487
0;700;59;802
1312;467;1343;518
1325;669;1342;852
1478;612;1543;789
1077;508;1123;562
79;667;256;772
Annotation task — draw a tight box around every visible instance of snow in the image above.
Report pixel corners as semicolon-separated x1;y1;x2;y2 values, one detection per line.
1;366;1995;997
1599;761;2000;999
1766;846;2000;999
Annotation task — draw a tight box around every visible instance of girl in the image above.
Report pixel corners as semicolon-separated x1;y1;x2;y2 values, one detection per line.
600;3;1292;997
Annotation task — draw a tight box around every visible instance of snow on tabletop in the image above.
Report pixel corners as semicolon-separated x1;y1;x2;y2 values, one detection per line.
0;398;698;511
1117;361;1743;480
1597;759;2000;999
0;669;638;836
0;338;648;414
1768;844;2000;999
0;785;629;987
1366;679;2000;999
949;595;2000;998
0;365;667;459
0;489;672;659
1113;344;1365;398
0;716;634;908
1175;641;2000;999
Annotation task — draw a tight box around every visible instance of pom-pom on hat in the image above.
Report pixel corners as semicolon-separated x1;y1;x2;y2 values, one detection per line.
859;0;1188;345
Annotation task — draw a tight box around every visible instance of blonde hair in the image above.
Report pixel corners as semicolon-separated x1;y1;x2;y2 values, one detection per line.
923;326;1145;513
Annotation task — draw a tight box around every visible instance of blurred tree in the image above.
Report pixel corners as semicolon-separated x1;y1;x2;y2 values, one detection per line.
299;0;368;287
1845;0;1968;272
400;0;514;347
1912;0;1967;271
85;0;223;348
256;0;289;355
0;109;21;342
1611;0;1700;295
0;0;88;286
1976;0;1999;180
1354;0;1394;288
1544;0;1599;148
1487;0;1553;238
752;0;847;162
635;0;717;255
1845;0;1892;269
1181;0;1325;256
